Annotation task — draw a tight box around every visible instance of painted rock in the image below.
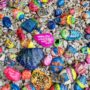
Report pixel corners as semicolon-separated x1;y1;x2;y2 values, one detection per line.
50;83;68;90
85;26;90;34
29;0;42;12
17;48;44;70
74;75;87;90
43;55;52;66
11;83;20;90
34;33;54;47
81;46;90;54
0;84;10;90
22;70;31;80
82;11;90;19
50;57;64;73
12;9;25;20
31;69;52;90
4;67;21;81
21;18;38;33
0;0;7;10
59;67;77;85
51;47;64;57
0;83;20;90
86;54;90;64
2;17;12;28
61;29;82;41
74;62;88;75
64;45;77;58
22;84;36;90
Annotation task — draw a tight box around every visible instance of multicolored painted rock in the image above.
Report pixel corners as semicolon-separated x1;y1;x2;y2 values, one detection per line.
29;0;42;12
64;45;77;58
4;67;21;81
74;62;88;75
1;83;21;90
59;67;77;85
74;75;87;90
50;83;68;90
12;9;25;20
82;11;90;19
51;47;64;57
50;57;64;73
34;33;54;47
60;29;82;41
81;46;90;54
22;84;36;90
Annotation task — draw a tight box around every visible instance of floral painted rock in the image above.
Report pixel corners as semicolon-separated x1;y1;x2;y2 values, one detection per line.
17;48;44;70
34;33;54;47
4;67;21;81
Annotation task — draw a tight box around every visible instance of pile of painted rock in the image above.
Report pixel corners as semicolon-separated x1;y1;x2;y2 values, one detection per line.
0;0;90;90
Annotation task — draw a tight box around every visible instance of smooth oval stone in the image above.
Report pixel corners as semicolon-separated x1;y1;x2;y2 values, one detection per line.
67;30;82;41
2;17;12;28
34;33;54;47
60;29;69;39
50;57;64;73
43;55;52;66
4;67;21;81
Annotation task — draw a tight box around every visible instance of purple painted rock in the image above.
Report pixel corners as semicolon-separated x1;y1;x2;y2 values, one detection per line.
34;33;54;47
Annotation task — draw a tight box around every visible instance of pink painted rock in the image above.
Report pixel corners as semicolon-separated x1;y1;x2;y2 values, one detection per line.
34;33;54;47
74;62;88;75
85;88;90;90
86;54;90;64
4;67;21;81
43;55;52;66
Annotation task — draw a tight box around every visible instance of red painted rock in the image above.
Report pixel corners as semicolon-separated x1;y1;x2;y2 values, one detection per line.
85;26;90;34
4;67;21;81
34;33;54;47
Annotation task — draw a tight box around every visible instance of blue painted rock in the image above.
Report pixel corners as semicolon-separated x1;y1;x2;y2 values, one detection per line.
50;57;64;73
57;0;65;7
11;83;20;90
64;45;77;58
17;48;44;70
21;18;41;33
61;29;82;41
74;75;87;90
2;17;12;28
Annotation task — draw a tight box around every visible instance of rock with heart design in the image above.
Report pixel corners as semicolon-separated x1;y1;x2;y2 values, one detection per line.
34;33;54;47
